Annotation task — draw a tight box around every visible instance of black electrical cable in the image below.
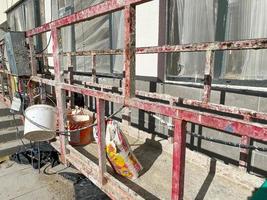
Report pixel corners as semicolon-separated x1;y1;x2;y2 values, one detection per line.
35;0;52;55
35;35;51;54
11;89;27;150
149;113;267;152
12;113;27;150
187;132;267;152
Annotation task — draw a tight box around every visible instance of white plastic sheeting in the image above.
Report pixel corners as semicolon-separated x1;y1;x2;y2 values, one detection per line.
73;0;111;75
7;0;35;31
222;0;267;80
168;0;267;80
7;0;267;81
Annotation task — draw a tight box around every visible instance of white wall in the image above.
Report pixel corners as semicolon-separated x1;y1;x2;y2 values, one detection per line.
136;0;160;78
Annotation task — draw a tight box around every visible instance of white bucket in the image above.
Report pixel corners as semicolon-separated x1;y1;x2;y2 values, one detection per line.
24;104;57;142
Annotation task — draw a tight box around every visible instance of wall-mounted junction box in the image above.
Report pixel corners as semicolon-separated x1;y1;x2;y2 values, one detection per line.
4;32;31;76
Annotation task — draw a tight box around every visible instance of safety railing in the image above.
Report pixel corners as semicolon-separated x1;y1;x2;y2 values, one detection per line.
0;0;266;199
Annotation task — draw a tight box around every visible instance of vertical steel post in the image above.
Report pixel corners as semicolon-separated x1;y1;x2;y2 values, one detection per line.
202;50;214;103
239;115;251;169
96;98;107;185
168;99;174;144
172;119;186;200
51;27;68;163
123;5;136;126
124;5;136;99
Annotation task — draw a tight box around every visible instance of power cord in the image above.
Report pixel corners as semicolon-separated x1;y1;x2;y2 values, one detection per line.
35;0;52;54
149;112;267;152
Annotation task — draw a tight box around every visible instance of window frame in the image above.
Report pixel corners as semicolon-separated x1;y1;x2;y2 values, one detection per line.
164;0;267;88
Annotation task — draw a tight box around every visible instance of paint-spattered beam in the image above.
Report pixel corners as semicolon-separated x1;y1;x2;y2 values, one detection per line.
125;98;267;142
28;76;267;141
36;38;267;56
136;38;267;53
26;0;152;37
31;76;267;121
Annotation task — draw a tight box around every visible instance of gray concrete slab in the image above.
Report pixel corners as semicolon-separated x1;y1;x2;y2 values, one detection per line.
75;126;264;200
0;160;74;200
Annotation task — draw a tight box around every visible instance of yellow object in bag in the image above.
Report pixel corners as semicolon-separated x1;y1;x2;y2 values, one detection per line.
105;120;143;180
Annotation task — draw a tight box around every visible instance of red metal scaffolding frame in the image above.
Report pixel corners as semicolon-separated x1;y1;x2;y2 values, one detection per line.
0;0;267;199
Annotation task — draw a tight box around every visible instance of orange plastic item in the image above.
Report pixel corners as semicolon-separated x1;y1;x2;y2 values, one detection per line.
67;107;94;146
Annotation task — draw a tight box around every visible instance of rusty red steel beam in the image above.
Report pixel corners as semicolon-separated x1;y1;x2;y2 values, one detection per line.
125;98;267;141
172;119;186;200
63;49;123;56
80;80;267;121
136;38;267;53
96;98;107;185
202;51;214;103
30;76;55;86
239;115;252;168
36;74;265;139
61;83;124;104
51;28;68;163
124;5;136;99
53;139;143;199
30;77;267;121
35;50;121;58
26;0;152;37
30;77;124;104
53;79;267;142
66;144;142;200
182;98;267;121
36;37;267;57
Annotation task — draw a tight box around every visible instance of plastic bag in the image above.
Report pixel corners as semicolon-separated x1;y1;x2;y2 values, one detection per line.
105;120;143;180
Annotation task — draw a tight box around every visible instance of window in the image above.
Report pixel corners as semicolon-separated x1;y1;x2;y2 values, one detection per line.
167;0;267;84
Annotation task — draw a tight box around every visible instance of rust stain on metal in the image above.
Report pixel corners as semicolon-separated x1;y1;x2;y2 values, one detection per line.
124;5;136;99
172;119;186;200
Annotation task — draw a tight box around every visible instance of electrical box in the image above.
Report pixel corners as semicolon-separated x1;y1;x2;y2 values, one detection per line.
4;32;31;76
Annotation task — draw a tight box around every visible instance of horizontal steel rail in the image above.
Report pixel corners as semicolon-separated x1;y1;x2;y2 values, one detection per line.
26;0;152;37
35;38;267;57
30;76;267;141
32;76;267;121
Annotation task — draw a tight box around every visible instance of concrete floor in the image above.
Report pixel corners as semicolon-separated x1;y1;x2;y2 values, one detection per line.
76;126;265;200
0;160;74;200
0;101;264;200
0;101;109;200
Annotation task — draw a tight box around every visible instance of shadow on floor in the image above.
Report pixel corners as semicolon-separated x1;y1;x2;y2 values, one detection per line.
75;146;161;200
59;172;110;200
132;138;163;177
195;158;217;200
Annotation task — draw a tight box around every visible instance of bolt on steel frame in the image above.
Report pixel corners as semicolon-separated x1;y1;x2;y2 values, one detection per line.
0;0;266;199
